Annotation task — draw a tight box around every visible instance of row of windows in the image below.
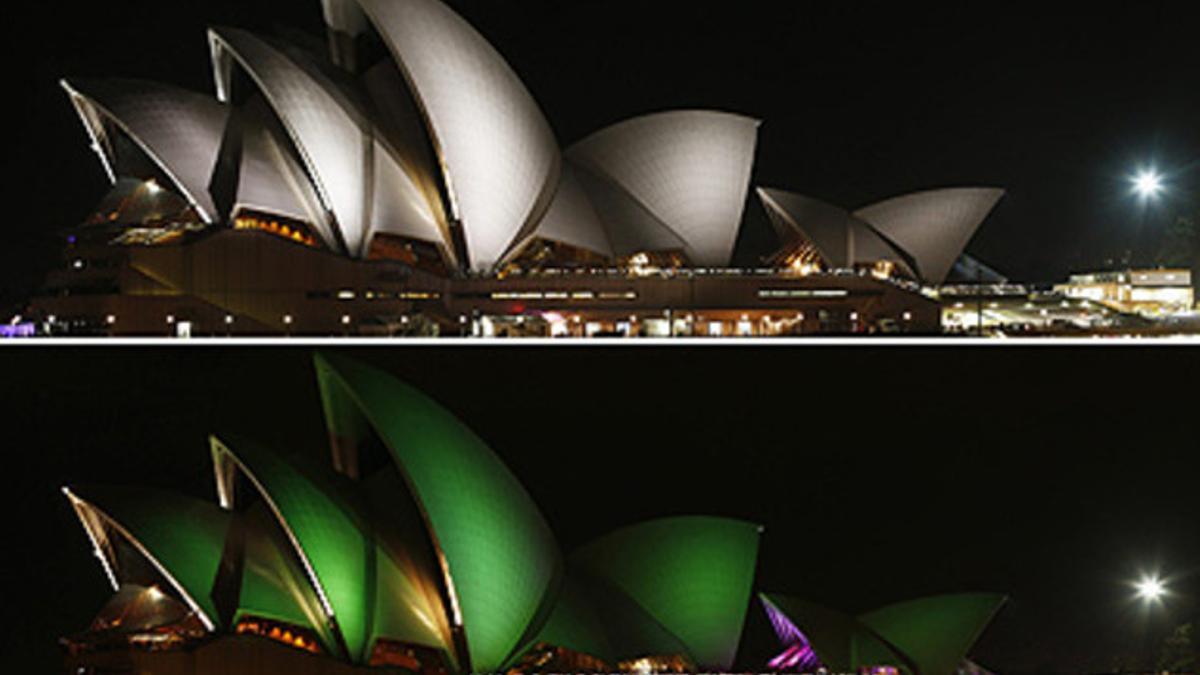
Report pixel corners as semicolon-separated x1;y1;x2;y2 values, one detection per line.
234;617;321;654
758;288;851;299
305;289;441;301
486;290;639;301
234;215;319;248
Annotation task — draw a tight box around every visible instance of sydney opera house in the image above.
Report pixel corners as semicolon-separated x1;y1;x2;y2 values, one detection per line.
30;0;1005;336
62;354;1005;675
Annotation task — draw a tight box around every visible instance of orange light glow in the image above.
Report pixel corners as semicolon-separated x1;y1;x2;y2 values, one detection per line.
236;617;321;654
234;216;318;248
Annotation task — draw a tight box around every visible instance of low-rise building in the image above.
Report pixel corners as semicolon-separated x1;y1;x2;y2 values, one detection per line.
1055;269;1194;317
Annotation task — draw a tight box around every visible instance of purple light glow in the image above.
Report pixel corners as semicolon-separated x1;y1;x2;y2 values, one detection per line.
764;597;805;644
0;323;35;338
763;597;823;672
769;643;821;671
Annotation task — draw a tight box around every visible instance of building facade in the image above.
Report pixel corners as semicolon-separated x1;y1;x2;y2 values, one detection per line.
30;0;1006;337
1055;269;1195;317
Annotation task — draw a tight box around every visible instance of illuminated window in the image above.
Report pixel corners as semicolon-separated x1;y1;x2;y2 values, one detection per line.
234;617;321;654
397;292;439;301
233;212;320;248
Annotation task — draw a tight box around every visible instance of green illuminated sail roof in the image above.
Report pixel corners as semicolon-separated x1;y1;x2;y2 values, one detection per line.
65;485;230;629
761;593;912;672
858;594;1007;675
587;572;694;664
525;565;699;668
762;592;1006;675
233;504;333;646
212;435;370;661
569;516;762;670
213;435;452;663
528;572;616;664
314;353;562;673
364;469;460;671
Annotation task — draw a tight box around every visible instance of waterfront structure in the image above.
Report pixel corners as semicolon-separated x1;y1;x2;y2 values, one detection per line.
30;0;1006;337
1054;269;1195;317
935;268;1197;336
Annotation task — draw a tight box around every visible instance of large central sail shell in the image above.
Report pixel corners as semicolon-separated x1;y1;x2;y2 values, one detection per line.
356;0;561;273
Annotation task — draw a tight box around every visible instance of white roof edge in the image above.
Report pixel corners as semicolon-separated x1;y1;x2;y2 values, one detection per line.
60;78;222;224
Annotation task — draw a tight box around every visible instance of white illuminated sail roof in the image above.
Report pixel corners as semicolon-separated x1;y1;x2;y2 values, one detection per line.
568;111;761;267
62;79;228;224
855;188;1005;285
210;27;372;255
357;0;562;273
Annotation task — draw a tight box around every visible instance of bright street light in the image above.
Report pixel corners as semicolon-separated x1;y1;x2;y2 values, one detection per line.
1132;169;1165;199
1134;575;1166;603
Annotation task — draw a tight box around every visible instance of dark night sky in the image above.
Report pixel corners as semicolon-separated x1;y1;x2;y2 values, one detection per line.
5;1;1200;314
6;348;1200;675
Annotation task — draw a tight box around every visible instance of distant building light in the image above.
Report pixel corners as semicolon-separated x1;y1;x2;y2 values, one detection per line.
337;290;356;300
